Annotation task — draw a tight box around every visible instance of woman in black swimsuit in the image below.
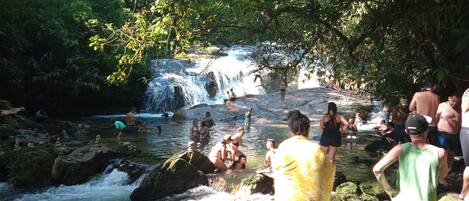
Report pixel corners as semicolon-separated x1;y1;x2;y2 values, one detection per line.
320;102;349;163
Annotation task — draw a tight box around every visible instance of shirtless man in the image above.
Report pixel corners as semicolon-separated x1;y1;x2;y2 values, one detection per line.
264;139;276;167
437;92;461;174
208;135;232;171
409;77;440;145
231;127;244;146
125;107;137;126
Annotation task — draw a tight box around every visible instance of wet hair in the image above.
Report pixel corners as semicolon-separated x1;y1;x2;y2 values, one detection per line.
192;119;198;126
424;77;437;88
287;110;310;136
205;111;211;117
231;154;247;169
448;91;460;98
267;138;276;147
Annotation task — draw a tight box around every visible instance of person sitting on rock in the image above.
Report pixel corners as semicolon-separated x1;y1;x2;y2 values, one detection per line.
231;127;244;146
204;111;216;128
209;135;232;171
273;110;335;201
223;91;230;104
229;88;237;101
373;114;447;201
257;138;277;176
199;121;210;142
229;154;247;170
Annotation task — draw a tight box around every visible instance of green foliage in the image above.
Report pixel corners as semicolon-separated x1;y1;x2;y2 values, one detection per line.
0;0;150;115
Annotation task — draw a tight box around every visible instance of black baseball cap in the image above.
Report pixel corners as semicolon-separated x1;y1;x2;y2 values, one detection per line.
405;113;431;134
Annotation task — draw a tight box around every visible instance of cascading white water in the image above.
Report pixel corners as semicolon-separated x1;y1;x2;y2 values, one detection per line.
12;169;143;201
144;46;264;112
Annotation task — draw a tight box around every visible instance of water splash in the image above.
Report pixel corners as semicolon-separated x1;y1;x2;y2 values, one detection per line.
14;169;142;201
144;46;264;112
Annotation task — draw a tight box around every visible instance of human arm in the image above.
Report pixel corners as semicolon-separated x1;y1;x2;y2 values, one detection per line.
373;144;402;197
463;89;469;113
438;148;448;179
339;115;349;134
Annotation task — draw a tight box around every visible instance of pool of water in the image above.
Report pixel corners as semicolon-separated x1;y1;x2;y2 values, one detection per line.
2;115;380;201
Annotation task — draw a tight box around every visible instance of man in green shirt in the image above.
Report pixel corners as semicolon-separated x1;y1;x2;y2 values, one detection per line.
373;113;447;201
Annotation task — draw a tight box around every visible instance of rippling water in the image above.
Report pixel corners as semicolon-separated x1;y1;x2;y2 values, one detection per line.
1;104;383;201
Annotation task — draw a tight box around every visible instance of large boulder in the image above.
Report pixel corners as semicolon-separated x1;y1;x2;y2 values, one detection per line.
0;146;57;187
236;174;274;196
335;182;360;201
130;150;215;201
106;159;149;184
52;145;118;185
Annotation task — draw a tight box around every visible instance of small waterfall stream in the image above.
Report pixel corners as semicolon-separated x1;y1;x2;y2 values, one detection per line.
144;47;264;112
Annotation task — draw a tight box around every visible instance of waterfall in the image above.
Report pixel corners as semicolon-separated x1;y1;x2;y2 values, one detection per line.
144;46;264;112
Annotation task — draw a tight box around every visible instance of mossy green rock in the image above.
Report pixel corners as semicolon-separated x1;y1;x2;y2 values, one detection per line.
52;145;117;185
359;181;386;197
360;193;379;201
1;146;57;187
336;182;360;201
238;174;274;195
130;150;215;201
438;193;459;201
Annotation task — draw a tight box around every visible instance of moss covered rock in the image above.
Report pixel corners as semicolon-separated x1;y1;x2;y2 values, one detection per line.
0;146;57;187
335;182;360;201
52;145;117;185
237;174;274;196
360;193;379;201
130;150;215;201
359;181;387;199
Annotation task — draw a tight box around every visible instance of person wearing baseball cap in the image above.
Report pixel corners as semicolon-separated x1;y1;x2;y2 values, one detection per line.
373;113;448;201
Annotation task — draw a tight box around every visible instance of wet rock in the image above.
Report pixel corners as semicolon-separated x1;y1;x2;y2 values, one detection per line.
364;138;390;157
130;150;215;201
52;145;118;185
335;182;360;201
0;146;57;187
237;174;274;196
106;159;148;184
359;181;388;200
14;130;47;146
0;100;12;110
438;193;459;201
359;193;379;201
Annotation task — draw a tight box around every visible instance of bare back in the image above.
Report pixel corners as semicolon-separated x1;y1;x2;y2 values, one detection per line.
410;91;440;126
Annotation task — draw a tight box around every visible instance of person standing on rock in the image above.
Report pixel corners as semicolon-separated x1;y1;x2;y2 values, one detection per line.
244;108;252;128
190;119;200;142
229;88;237;101
436;92;461;178
319;102;349;163
459;88;469;201
209;135;232;171
409;77;440;145
373;113;447;201
391;99;410;143
273;110;335;201
280;76;287;103
125;106;138;133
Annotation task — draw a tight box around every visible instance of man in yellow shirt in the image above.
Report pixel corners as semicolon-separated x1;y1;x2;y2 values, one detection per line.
273;110;335;201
